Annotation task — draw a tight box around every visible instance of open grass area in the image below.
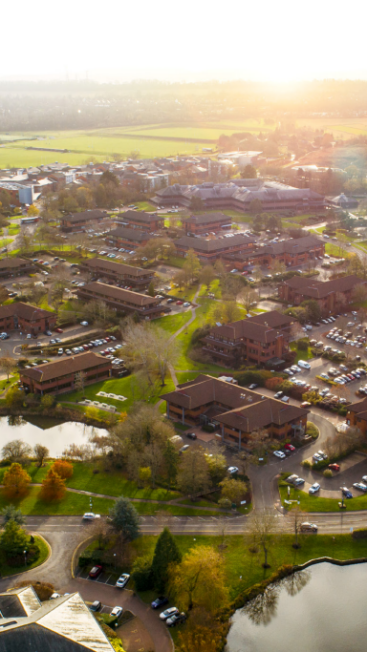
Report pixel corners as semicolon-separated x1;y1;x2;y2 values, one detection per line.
0;535;49;577
153;310;192;335
135;201;158;212
131;532;367;601
279;481;367;512
289;341;315;363
61;373;176;411
67;462;178;501
325;242;352;259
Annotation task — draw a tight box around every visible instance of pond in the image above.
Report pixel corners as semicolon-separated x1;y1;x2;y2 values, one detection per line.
226;562;367;652
0;416;107;458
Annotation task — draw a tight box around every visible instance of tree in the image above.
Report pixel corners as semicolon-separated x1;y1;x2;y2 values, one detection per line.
219;477;248;506
206;451;227;486
238;285;258;312
0;356;16;381
288;505;304;549
138;466;151;487
40;467;66;501
74;371;87;397
108;497;140;542
41;394;55;409
177;447;210;499
0;519;29;556
151;527;182;592
122;320;178;386
147;281;155;297
3;463;31;498
34;444;49;468
131;555;154;591
241;164;257;179
163;439;179;490
249;508;278;568
177;612;227;652
1;505;25;526
27;204;39;217
2;440;32;465
183;249;202;284
169;546;228;612
52;459;73;479
199;265;215;289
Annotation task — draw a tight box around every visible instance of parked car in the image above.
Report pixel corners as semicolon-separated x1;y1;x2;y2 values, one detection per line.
328;463;340;471
115;573;130;588
309;483;321;494
89;601;102;612
300;522;318;533
89;565;103;579
227;466;239;475
151;596;169;609
110;606;123;618
249;383;258;390
81;321;89;327
353;482;367;493
341;487;353;499
179;445;190;454
166;612;186;627
160;607;179;621
187;432;197;440
273;450;286;459
55;327;63;333
284;444;295;452
274;391;283;399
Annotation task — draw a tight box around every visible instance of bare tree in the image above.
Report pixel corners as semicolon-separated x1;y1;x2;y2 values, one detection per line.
249;508;278;568
34;444;49;468
74;371;87;397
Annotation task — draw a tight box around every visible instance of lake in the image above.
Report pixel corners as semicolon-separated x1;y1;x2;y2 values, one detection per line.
0;416;107;458
226;562;367;652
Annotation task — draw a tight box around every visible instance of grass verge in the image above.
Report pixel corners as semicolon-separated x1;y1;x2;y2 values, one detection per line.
0;535;49;577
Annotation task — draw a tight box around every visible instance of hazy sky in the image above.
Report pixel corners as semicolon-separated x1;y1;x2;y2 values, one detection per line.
1;0;365;83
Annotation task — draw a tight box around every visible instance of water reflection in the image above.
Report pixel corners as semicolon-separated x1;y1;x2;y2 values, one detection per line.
0;416;107;458
226;563;367;652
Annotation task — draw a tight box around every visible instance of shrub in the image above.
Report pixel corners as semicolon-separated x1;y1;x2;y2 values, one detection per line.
78;550;104;568
297;339;309;351
218;497;232;510
16;581;54;601
352;528;367;540
131;555;154;591
302;460;312;469
306;422;319;439
323;469;333;478
265;377;284;390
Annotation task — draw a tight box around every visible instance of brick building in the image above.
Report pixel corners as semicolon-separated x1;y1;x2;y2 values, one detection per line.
80;258;154;289
202;310;293;366
0;257;35;278
60;209;106;232
346;397;367;434
20;352;112;395
117;209;164;232
77;281;163;319
278;274;366;315
223;235;324;271
0;302;57;335
175;233;256;262
107;226;150;250
182;212;232;235
161;374;309;449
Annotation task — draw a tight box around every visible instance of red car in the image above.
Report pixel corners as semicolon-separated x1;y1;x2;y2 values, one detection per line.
176;300;183;305
105;337;111;342
328;463;340;471
83;344;89;350
284;444;296;452
89;565;103;579
55;327;63;333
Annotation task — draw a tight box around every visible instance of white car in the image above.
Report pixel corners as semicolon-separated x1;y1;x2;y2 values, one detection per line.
115;573;130;588
313;453;323;462
227;466;239;475
309;483;321;494
81;321;89;326
160;607;179;621
82;513;101;521
110;606;123;618
273;450;286;459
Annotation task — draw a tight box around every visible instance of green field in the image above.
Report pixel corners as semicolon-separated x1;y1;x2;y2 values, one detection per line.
279;481;367;512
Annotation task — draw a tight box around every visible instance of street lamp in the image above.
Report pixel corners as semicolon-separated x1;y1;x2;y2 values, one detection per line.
23;550;27;567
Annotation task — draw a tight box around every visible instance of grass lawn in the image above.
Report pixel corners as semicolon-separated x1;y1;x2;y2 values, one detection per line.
153;310;192;335
131;532;367;601
279;480;367;512
61;373;176;411
135;201;158;212
290;342;314;362
325;242;352;258
167;285;199;303
166;256;185;269
67;462;178;501
0;535;49;577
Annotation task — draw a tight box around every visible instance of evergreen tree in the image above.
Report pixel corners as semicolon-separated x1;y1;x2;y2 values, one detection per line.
151;527;182;592
0;519;28;556
108;497;140;542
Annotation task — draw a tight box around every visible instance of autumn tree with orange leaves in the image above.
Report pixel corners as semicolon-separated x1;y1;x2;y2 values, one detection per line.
52;460;73;480
40;468;66;501
3;463;31;498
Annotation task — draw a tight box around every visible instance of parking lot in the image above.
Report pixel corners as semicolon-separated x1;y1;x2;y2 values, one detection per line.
76;567;120;588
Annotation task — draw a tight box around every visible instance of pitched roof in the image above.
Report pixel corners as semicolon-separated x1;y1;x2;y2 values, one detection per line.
109;227;149;242
0;302;55;322
160;374;308;431
21;351;109;383
0;257;30;270
208;310;292;343
260;235;322;256
282;274;365;299
175;234;255;252
183;212;229;225
83;258;151;277
79;281;160;306
62;210;105;223
348;396;367;420
0;591;113;652
117;209;159;223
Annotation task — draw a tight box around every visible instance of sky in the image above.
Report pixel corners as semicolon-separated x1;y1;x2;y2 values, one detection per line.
1;0;366;83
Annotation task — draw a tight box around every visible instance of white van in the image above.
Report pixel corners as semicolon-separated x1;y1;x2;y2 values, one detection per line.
298;360;311;370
